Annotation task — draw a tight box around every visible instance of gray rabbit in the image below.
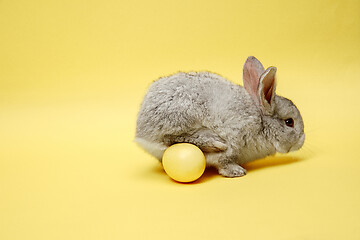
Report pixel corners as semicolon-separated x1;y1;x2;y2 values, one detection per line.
135;56;305;177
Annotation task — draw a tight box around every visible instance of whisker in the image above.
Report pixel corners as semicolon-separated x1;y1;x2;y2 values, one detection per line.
299;142;317;158
304;127;321;135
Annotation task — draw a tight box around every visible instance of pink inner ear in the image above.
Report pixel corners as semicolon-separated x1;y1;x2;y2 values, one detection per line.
243;67;260;104
260;67;277;105
243;56;265;103
244;68;259;96
249;68;259;93
264;80;274;104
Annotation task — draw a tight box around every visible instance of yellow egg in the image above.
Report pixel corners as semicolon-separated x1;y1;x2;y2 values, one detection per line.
162;143;206;183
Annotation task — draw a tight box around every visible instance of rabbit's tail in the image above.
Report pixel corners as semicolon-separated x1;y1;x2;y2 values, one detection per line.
134;137;167;160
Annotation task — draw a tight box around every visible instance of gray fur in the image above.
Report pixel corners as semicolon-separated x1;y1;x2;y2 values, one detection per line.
135;57;305;177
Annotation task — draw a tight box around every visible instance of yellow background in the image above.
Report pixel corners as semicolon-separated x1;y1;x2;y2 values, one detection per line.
1;0;360;239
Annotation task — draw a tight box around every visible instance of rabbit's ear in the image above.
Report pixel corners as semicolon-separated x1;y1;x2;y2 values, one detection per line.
243;56;265;104
258;67;277;114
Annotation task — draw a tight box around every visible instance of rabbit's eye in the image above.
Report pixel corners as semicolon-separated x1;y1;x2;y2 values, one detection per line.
285;118;294;128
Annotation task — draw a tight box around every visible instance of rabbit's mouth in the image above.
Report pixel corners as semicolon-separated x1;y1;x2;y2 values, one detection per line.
289;133;305;152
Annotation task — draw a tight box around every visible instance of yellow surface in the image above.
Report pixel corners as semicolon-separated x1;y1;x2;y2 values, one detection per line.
1;0;360;239
162;143;206;182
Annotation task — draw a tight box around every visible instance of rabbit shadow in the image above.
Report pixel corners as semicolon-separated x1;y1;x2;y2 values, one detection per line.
243;155;303;172
146;155;303;184
195;155;303;183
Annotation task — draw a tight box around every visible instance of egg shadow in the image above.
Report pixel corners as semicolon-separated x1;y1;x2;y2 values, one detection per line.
160;166;219;185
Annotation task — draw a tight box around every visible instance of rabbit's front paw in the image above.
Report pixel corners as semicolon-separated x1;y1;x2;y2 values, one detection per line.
218;163;247;178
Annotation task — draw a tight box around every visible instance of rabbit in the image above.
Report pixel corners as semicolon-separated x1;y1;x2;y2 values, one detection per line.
135;56;305;177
